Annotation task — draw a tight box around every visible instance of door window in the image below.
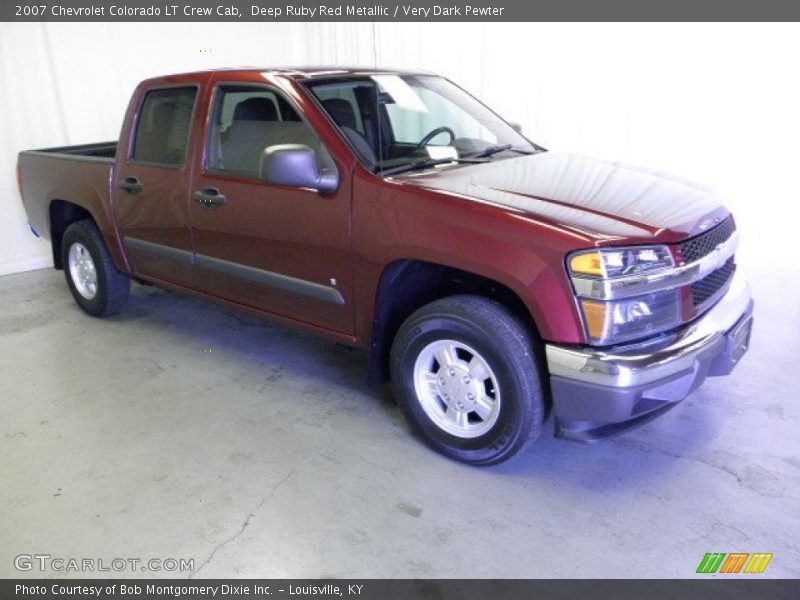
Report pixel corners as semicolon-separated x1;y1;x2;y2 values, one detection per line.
207;85;333;179
132;87;197;166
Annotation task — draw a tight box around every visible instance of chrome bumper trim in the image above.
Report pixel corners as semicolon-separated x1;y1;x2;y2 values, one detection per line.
546;268;752;388
571;230;739;300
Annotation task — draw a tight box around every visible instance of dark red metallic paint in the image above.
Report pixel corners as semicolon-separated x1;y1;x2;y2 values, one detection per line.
17;67;729;350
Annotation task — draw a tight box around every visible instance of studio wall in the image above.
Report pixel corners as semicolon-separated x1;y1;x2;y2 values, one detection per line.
2;22;799;275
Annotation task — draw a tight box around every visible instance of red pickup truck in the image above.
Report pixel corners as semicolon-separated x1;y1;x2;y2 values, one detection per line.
17;67;753;464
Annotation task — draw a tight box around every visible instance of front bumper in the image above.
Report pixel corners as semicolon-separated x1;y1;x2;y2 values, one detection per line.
545;269;753;441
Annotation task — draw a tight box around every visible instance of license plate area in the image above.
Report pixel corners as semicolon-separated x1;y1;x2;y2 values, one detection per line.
729;314;753;366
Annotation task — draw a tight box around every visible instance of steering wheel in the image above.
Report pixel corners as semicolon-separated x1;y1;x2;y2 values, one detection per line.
415;126;456;150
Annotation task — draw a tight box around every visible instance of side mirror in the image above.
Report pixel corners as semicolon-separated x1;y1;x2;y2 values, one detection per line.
260;144;339;194
508;122;523;134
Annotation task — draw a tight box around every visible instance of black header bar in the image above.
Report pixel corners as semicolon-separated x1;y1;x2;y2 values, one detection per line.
3;579;800;600
4;0;800;22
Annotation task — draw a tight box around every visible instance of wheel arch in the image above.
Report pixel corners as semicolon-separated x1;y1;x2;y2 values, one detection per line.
49;200;96;270
48;199;131;273
366;258;546;386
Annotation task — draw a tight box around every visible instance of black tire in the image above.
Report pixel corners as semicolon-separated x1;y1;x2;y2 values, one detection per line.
390;295;545;465
61;220;130;317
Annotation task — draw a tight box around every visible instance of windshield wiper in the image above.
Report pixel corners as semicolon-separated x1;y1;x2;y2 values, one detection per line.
380;157;486;177
469;144;535;159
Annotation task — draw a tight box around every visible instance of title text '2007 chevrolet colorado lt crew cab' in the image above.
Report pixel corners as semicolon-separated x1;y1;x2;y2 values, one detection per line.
17;67;753;464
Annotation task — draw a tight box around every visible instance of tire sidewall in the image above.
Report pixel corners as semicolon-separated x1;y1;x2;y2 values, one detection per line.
62;224;109;317
394;313;534;464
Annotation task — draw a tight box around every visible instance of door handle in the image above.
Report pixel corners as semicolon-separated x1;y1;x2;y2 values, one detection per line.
119;176;144;195
193;188;227;209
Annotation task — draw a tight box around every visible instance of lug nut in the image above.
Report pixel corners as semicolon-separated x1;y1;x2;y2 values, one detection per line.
467;392;475;400
449;368;456;377
463;375;471;384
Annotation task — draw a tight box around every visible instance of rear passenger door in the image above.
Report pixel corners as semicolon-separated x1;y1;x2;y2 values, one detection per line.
188;84;354;334
115;85;199;290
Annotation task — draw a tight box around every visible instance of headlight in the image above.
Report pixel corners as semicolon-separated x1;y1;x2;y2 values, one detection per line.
568;245;681;345
569;246;674;278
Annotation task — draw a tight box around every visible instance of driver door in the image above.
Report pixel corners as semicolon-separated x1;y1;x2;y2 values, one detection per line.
188;84;354;334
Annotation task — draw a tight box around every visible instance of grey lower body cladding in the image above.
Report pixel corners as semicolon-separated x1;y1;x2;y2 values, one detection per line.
123;236;344;305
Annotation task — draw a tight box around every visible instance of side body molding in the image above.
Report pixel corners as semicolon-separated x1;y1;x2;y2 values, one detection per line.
124;236;345;306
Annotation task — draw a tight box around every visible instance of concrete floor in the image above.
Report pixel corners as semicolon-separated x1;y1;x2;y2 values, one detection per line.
1;265;798;579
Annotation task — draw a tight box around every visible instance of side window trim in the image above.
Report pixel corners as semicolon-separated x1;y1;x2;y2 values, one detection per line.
128;84;200;169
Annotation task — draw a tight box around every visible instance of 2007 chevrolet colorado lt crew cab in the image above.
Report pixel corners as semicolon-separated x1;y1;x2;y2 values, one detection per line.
17;67;753;464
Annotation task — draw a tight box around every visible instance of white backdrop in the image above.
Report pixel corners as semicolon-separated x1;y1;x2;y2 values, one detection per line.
2;22;799;275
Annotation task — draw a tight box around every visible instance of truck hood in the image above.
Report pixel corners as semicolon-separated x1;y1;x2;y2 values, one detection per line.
397;152;730;242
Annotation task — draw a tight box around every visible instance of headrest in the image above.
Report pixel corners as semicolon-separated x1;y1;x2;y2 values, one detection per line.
322;98;357;130
233;97;277;121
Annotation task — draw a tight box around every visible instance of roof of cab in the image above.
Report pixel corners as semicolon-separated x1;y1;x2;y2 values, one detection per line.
145;66;435;83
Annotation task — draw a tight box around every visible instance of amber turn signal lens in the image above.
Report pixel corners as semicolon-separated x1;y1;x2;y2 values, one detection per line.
580;299;608;340
569;251;604;276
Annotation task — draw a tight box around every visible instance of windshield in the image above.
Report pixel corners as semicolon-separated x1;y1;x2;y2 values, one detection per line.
304;75;539;175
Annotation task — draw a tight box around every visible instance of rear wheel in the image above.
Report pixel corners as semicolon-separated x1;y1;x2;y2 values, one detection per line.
62;220;130;316
391;295;545;465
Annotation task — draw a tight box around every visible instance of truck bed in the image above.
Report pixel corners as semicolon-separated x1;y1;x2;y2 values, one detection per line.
26;141;118;160
18;142;118;245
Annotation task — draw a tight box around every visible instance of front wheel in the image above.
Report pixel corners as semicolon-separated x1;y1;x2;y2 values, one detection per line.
390;295;545;465
62;220;130;317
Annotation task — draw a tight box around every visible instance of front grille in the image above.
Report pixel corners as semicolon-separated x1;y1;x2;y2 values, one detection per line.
691;257;735;307
677;216;735;263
